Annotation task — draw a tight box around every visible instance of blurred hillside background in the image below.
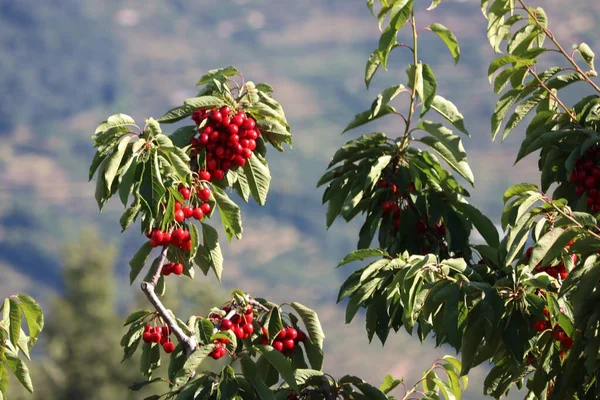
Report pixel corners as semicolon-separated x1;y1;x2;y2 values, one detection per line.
0;0;599;398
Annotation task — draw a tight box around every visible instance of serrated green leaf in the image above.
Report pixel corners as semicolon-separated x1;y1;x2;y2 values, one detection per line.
342;106;396;134
4;348;32;393
429;23;460;64
184;96;226;110
417;122;474;184
255;345;299;392
15;295;43;347
242;154;271;206
95;114;136;135
201;222;223;281
129;242;154;285
431;95;470;136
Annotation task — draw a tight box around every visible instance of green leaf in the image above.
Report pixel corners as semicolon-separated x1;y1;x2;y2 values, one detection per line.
431;95;470;136
256;118;292;150
172;344;216;390
213;188;243;242
429;23;460;64
201;222;224;281
420;64;437;114
139;152;166;218
454;203;499;247
488;54;540;82
162;147;192;182
289;302;325;351
240;355;276;400
338;248;388;267
120;198;141;232
169;126;197;147
379;374;403;394
104;135;134;194
4;349;33;393
342;106;396;134
327;132;388;168
8;299;21;348
129;242;154;285
255;345;299;392
417;121;474;185
263;307;283;343
377;0;413;68
529;228;565;268
365;51;381;89
503;183;539;204
195;66;240;86
118;157;139;207
95;114;136;135
124;310;151;326
15;295;43;347
242;154;271;206
184;96;226;110
576;42;596;71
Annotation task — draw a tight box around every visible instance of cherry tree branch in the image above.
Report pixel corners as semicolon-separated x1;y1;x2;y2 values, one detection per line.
140;245;197;357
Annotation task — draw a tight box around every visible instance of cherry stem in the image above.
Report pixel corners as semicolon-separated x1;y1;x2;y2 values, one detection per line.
140;245;197;357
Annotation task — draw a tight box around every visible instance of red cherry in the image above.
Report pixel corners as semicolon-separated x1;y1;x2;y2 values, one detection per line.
242;148;253;159
228;125;239;135
192;110;205;125
183;206;193;219
593;167;600;181
180;187;191;200
149;238;161;248
162;263;172;276
209;131;219;143
587;197;595;207
247;140;257;151
144;325;152;333
172;228;185;243
543;308;550;318
233;155;246;167
199;133;209;145
200;203;212;215
272;340;284;352
244;314;254;324
192;207;204;220
220;319;233;331
213;169;225;180
561;335;573;350
283;339;295;349
174;210;185;223
297;331;307;342
585;176;596;189
260;337;269;345
162;231;172;244
239;138;249;148
220;106;231;116
151;332;161;343
416;219;427;234
172;263;184;275
242;323;254;335
199;170;211;181
198;188;211;201
286;328;298;340
180;240;192;252
163;341;175;353
552;326;565;342
234;326;244;339
533;320;547;332
242;118;256;130
175;201;182;211
277;329;287;340
232;115;244;126
576;185;586;196
210;110;222;122
142;332;153;343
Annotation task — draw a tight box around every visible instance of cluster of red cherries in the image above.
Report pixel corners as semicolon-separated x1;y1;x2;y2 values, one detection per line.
190;106;260;181
146;227;193;252
174;183;212;223
377;179;446;237
525;244;578;280
146;184;214;252
532;308;573;357
570;145;600;213
206;305;256;360
258;326;307;356
161;262;184;276
142;324;175;353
